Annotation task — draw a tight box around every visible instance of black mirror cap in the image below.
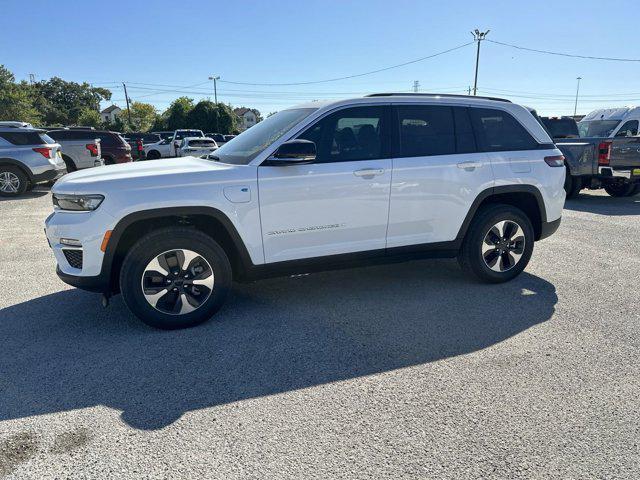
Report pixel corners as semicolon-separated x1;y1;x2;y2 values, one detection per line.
275;139;316;159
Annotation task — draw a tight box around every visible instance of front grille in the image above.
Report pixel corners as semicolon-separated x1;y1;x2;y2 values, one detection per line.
63;249;83;269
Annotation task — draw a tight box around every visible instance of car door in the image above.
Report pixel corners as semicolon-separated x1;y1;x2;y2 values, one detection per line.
386;104;495;247
258;105;393;263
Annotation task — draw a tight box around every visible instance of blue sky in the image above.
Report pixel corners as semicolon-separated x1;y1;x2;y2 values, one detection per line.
2;0;639;116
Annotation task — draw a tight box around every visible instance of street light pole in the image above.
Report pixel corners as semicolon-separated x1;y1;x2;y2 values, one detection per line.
574;77;582;117
471;29;490;96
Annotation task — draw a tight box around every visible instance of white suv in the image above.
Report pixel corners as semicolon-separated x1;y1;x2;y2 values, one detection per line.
45;94;566;329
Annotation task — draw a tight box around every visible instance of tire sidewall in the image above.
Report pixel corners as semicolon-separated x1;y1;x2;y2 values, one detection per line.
0;166;28;197
120;230;232;329
466;206;534;283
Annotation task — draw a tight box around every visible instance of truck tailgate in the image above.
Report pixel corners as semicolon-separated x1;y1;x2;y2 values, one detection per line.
610;137;640;169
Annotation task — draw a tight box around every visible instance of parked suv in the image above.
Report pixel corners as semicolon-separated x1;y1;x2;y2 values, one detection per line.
45;94;565;329
48;129;132;165
0;126;66;196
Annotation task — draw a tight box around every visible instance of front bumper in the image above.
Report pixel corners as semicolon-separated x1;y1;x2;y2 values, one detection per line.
56;266;109;293
539;217;561;240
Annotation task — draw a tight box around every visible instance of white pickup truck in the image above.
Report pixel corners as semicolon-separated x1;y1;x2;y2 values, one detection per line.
144;129;205;160
47;130;103;171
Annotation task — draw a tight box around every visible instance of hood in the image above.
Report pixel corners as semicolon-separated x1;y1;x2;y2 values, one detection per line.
52;156;242;194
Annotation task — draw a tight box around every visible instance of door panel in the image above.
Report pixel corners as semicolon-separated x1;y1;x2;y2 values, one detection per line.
259;160;391;262
258;104;393;263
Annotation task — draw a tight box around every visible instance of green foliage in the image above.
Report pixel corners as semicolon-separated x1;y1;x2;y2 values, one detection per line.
164;97;195;130
77;108;102;127
186;100;238;134
129;102;157;131
0;65;41;124
31;76;111;126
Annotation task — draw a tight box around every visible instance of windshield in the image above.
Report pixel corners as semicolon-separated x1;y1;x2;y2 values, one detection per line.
214;108;317;165
541;118;578;138
578;120;620;138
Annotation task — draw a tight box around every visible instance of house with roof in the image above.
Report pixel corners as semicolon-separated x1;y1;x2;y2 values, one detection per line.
234;107;260;131
100;105;122;123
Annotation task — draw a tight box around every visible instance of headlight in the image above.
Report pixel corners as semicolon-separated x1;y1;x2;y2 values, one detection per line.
53;193;104;211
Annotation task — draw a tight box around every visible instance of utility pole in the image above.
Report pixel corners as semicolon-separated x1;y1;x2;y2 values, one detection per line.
573;77;582;117
468;86;472;96
471;29;490;96
122;82;132;125
412;80;420;93
28;74;35;85
208;76;220;104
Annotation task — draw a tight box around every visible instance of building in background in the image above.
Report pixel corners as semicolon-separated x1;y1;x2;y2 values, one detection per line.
100;105;122;124
234;108;261;131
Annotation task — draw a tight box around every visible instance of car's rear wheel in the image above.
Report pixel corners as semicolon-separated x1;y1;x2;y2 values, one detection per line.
103;155;115;165
630;184;640;196
604;181;636;197
458;204;534;283
120;227;232;329
564;168;582;199
146;150;161;160
62;155;77;172
0;166;28;197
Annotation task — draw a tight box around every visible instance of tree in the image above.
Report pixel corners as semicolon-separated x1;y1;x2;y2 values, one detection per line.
31;77;111;126
186;100;238;134
164;97;194;130
129;102;157;131
77;108;102;127
0;65;41;124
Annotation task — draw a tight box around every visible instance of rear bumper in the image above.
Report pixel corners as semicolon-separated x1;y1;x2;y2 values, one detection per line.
598;166;640;181
539;217;561;241
32;166;67;183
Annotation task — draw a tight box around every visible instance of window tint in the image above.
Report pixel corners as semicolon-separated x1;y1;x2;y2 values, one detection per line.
615;120;639;137
47;130;70;140
470;108;538;152
0;131;50;145
96;133;121;147
454;107;477;153
298;106;388;162
396;105;455;157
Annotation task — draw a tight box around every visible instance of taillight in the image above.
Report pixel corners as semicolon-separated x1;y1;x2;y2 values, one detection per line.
544;155;565;167
598;141;612;166
86;144;99;156
33;147;52;159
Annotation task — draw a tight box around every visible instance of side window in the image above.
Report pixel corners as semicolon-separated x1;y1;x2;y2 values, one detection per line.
297;106;388;162
397;105;455;157
48;130;69;141
0;132;43;145
469;108;538;152
453;107;477;154
615;120;639;137
97;133;116;147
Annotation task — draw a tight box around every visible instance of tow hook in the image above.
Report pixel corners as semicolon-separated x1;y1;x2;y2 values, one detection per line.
101;293;110;308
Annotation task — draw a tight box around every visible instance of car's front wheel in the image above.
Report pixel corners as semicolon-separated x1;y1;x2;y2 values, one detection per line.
120;228;232;329
146;150;161;160
458;204;534;283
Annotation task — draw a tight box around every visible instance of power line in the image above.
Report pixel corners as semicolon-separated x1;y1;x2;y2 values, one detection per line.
218;42;473;86
487;39;640;62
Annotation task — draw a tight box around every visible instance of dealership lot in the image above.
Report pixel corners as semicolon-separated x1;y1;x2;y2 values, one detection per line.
1;189;639;478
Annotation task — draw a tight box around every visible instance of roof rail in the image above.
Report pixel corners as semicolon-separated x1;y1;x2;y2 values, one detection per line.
365;93;511;103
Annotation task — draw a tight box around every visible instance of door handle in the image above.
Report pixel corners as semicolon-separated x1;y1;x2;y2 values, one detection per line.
457;161;482;170
353;168;384;177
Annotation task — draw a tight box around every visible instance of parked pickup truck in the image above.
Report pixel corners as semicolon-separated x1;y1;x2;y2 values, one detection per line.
46;129;103;172
531;108;640;198
144;129;205;160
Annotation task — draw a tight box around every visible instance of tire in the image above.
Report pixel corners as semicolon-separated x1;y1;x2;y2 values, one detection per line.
629;184;640;196
458;204;534;283
103;156;115;165
146;150;161;160
119;227;232;329
0;165;28;197
604;181;635;197
62;155;77;172
564;169;582;199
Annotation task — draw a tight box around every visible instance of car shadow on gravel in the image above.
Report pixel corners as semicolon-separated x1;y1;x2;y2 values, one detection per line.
0;259;557;431
564;192;640;216
0;189;49;202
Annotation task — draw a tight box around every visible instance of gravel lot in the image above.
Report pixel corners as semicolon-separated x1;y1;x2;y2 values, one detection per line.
1;187;639;479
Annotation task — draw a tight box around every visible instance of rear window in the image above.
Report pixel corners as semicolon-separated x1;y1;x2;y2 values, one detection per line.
469;108;538;152
577;120;620;138
175;130;203;140
188;139;216;147
0;131;53;145
541;118;579;138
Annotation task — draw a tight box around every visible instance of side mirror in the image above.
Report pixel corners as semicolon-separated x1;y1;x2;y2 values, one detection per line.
264;140;316;165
